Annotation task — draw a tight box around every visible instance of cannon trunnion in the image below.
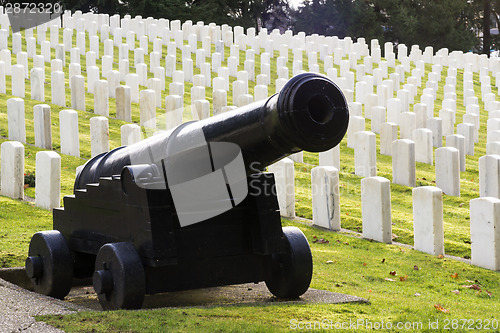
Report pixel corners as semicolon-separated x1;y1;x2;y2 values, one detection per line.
26;73;349;310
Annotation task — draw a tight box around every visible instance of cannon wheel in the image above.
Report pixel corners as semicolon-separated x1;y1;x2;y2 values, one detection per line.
265;226;313;299
25;230;73;299
93;242;145;310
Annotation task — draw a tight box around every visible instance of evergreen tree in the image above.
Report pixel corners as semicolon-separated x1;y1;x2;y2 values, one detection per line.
292;0;384;41
374;0;477;52
292;0;477;53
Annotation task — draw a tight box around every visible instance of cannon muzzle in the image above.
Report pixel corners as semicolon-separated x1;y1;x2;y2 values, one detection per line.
75;73;349;190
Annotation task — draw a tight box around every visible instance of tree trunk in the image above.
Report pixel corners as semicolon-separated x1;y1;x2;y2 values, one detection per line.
484;0;491;56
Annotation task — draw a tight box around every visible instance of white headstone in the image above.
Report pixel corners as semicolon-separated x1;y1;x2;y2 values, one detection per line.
268;158;295;217
354;131;377;177
140;89;156;130
35;151;61;209
318;146;340;169
370;106;386;134
121;124;142;146
412;186;444;255
0;141;24;199
70;75;86;111
30;68;45;102
392;139;416;187
90;117;109;157
470;197;500;270
487;142;500;155
7;98;26;144
479;155;500;198
94;80;109;117
51;71;66;107
33;104;51;150
165;95;183;130
457;123;474;156
213;89;227;115
347;116;365;149
380;122;398;156
116;85;132;122
125;73;139;103
400;112;416;139
435;147;460;196
192;100;210;120
312;166;340;231
426;117;443;147
446;134;466;172
412;128;433;164
361;176;392;243
11;64;25;98
59;110;80;157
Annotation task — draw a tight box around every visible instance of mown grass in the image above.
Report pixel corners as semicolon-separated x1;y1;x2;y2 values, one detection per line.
38;220;500;332
0;25;498;332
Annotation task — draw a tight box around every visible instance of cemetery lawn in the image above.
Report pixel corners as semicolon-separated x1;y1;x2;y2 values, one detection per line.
0;197;52;268
38;219;500;332
0;25;498;331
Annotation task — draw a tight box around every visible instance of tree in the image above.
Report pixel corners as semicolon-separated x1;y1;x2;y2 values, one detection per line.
292;0;384;41
291;0;478;53
473;0;500;54
58;0;291;31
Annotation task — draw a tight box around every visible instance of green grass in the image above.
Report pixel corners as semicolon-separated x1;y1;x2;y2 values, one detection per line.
0;196;52;267
38;220;500;332
0;24;499;332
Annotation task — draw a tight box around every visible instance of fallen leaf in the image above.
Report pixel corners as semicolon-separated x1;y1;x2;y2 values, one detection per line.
462;284;481;291
345;212;350;216
381;258;386;263
392;233;399;240
400;275;408;281
450;273;459;279
389;271;397;276
451;290;460;295
414;265;419;270
363;262;367;266
368;289;372;293
385;278;396;282
437;254;444;259
434;304;450;313
313;238;329;244
486;290;493;297
399;248;406;253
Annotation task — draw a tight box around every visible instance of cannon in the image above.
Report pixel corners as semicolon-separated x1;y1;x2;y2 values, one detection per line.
25;73;349;310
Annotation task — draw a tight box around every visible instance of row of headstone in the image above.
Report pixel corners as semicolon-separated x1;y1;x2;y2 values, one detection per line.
0;141;60;209
310;171;446;255
272;152;499;270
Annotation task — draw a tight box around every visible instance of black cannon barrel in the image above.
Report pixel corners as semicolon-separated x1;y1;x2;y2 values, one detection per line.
75;73;349;190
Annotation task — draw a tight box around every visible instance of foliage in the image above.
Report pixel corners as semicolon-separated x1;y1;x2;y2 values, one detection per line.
24;172;35;188
292;0;477;53
374;0;477;52
292;0;384;41
57;0;291;31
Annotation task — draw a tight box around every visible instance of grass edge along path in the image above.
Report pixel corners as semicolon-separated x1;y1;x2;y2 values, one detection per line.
36;219;500;333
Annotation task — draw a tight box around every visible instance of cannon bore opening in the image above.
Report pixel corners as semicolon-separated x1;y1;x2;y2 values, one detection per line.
307;94;334;125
